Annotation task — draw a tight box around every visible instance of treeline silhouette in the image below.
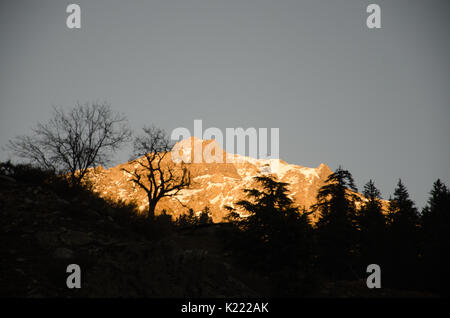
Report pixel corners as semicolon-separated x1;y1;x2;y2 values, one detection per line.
1;161;448;296
224;167;450;296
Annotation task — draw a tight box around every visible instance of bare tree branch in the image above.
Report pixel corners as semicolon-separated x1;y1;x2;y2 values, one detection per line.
8;102;131;185
123;126;190;218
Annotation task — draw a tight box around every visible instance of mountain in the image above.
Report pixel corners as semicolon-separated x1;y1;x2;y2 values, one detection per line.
85;137;333;222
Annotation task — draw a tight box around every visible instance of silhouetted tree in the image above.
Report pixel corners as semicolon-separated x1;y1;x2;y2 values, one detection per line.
388;179;419;226
421;179;450;294
198;206;213;225
8;102;131;185
123;126;190;219
226;175;314;271
312;166;360;279
386;179;420;288
357;180;387;270
176;206;213;227
177;208;197;227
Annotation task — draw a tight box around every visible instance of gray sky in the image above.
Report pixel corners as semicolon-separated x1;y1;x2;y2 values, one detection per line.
1;0;449;209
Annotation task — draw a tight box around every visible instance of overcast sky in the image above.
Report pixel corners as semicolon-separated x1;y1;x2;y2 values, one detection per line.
1;0;449;208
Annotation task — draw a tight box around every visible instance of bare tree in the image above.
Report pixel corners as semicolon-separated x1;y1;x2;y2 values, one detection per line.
8;102;131;185
123;126;191;219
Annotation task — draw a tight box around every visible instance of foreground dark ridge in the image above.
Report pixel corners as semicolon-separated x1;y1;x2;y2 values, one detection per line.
0;166;434;297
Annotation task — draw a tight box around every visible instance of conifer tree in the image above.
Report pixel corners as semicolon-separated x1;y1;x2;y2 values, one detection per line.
312;166;360;279
358;180;386;269
421;179;450;294
386;179;419;288
227;175;313;271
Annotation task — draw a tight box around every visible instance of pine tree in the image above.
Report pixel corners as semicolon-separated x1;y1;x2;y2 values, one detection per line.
386;179;420;288
227;175;314;271
312;166;360;279
388;179;418;227
423;179;449;218
421;179;450;294
198;206;213;225
358;180;387;269
176;208;197;227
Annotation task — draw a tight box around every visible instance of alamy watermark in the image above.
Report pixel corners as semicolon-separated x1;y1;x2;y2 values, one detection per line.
170;120;280;173
66;4;381;30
